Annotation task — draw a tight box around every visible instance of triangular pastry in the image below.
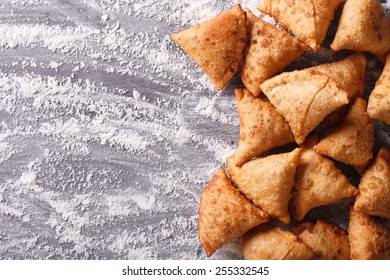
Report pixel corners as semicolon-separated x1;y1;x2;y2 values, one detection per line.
354;148;390;218
310;53;367;100
258;0;344;51
241;224;314;260
291;137;358;222
227;148;301;224
198;168;269;257
368;53;390;125
315;97;374;170
240;9;308;97
170;4;247;90
331;0;390;62
261;69;349;144
233;88;295;167
349;206;390;260
292;220;351;260
312;53;367;128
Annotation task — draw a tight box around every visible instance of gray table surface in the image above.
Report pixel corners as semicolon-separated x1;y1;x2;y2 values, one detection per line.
0;0;389;259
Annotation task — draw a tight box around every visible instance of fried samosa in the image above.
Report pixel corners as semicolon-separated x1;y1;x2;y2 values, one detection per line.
233;88;294;167
349;207;390;260
227;148;301;224
261;69;349;144
198;168;269;257
291;137;358;221
171;4;247;90
315;98;374;171
258;0;344;51
292;220;351;260
242;224;314;260
368;53;390;125
331;0;390;62
354;148;390;218
240;9;308;96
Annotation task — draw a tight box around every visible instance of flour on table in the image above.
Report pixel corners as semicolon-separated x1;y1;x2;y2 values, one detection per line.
19;171;44;193
0;0;389;260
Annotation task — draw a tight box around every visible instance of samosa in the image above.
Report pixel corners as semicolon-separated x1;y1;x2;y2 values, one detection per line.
354;148;390;218
240;9;308;96
198;168;269;257
171;5;247;90
310;53;367;127
349;207;390;260
233;88;294;167
368;53;390;125
242;224;314;260
331;0;390;62
258;0;344;51
261;69;349;144
227;148;301;224
292;220;351;260
310;53;367;100
291;137;358;222
315;98;374;171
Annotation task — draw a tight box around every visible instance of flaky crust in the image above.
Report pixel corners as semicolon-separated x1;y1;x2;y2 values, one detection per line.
170;4;247;90
315;98;374;169
354;148;390;218
242;224;314;260
259;0;343;51
261;69;349;144
291;137;358;221
227;148;301;224
349;207;390;260
292;220;351;260
233;88;294;167
240;9;308;96
310;53;367;100
331;0;390;61
368;53;390;125
314;53;367;128
198;168;269;257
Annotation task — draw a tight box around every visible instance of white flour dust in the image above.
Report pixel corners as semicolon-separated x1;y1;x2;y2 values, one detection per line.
0;0;248;260
0;0;389;260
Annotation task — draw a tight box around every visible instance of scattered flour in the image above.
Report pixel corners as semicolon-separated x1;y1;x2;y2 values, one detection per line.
0;141;15;165
195;95;237;125
12;0;48;6
0;24;98;51
130;194;156;211
175;127;192;146
19;171;44;193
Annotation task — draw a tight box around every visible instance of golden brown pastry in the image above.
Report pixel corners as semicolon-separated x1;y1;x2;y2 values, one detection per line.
368;53;390;125
240;9;308;97
312;53;367;128
309;53;367;100
242;224;314;260
261;69;349;144
233;88;294;167
258;0;344;51
291;136;358;221
170;4;247;90
354;148;390;218
292;220;351;260
331;0;390;62
315;97;375;171
227;148;301;224
198;168;269;257
349;206;390;260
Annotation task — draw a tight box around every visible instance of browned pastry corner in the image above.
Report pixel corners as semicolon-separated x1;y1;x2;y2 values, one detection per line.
198;168;269;257
171;4;247;90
